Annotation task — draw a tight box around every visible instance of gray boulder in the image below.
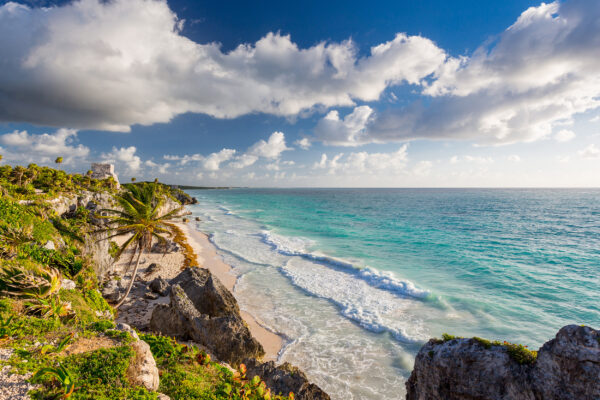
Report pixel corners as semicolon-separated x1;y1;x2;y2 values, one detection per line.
406;325;600;400
149;276;170;297
150;269;264;366
102;279;124;303
243;358;330;400
151;240;179;254
170;267;239;317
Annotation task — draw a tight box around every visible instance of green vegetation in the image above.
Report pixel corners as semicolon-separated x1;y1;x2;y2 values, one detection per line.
438;333;538;365
0;163;118;200
96;182;184;308
141;333;292;400
0;163;291;399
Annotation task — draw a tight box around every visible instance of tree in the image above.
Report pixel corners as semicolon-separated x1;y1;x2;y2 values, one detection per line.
96;183;183;308
55;157;63;164
131;177;136;182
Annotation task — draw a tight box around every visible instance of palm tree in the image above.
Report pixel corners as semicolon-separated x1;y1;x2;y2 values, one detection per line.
131;177;136;182
55;157;63;164
96;183;183;308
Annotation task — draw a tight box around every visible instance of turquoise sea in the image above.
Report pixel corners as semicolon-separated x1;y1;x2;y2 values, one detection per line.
185;188;600;399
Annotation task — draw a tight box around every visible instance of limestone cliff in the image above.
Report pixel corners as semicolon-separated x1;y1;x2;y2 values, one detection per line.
406;325;599;400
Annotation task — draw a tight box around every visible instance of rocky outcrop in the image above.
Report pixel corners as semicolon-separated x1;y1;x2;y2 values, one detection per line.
149;276;170;297
116;323;160;392
243;358;330;400
151;240;179;254
406;325;600;400
149;268;264;366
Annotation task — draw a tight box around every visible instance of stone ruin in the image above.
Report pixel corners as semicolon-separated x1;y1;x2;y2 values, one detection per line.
90;163;120;188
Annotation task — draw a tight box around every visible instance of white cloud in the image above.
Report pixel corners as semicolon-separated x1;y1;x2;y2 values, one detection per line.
556;155;570;163
101;146;141;172
507;155;521;162
591;115;600;122
248;132;290;159
413;160;432;176
579;144;600;159
0;0;446;131
554;129;576;142
314;145;408;174
294;137;311;150
229;154;258;169
203;149;236;171
450;155;494;164
356;0;600;145
163;132;290;172
144;160;170;174
314;106;374;146
0;128;89;164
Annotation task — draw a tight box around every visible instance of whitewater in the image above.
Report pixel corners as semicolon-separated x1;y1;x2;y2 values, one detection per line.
185;188;600;400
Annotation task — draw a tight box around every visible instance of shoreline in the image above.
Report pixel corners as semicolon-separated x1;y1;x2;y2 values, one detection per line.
177;222;284;362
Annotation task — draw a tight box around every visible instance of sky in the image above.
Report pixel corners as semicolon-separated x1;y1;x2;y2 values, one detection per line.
0;0;599;187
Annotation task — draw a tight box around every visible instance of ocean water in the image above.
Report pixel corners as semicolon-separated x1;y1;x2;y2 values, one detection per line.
185;188;600;399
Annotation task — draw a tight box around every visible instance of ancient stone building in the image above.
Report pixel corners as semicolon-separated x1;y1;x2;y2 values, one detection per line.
90;163;120;188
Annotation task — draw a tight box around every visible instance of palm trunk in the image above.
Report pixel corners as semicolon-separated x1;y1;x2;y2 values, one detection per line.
115;247;143;309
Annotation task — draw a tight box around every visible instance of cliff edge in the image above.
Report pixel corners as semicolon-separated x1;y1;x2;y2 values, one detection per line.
406;325;600;400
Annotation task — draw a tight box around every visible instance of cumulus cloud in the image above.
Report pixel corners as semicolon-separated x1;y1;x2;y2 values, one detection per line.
313;144;408;174
101;146;142;172
203;149;236;171
507;155;521;162
0;0;446;131
165;132;290;172
554;129;576;142
0;128;89;164
314;106;374;146
579;144;600;159
229;154;258;169
330;0;600;146
294;137;311;150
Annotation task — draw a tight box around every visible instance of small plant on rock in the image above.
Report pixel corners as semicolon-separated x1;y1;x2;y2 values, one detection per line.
33;363;75;398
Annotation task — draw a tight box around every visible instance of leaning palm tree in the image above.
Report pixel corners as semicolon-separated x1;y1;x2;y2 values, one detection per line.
96;183;183;308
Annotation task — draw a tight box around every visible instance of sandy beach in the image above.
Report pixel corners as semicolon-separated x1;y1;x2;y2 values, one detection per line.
112;220;282;362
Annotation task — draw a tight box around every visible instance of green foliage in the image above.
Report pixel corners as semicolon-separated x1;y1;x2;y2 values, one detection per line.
0;163;118;201
140;333;291;400
88;320;115;332
504;342;537;364
441;333;462;342
0;198;56;243
104;329;135;343
17;244;84;278
108;240;120;260
31;346;158;400
0;261;61;299
25;295;74;321
33;363;75;397
438;334;538;365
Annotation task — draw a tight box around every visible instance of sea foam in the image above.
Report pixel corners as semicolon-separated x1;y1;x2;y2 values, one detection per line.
261;230;429;299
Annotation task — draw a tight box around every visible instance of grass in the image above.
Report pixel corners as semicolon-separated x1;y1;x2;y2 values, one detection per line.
437;333;538;365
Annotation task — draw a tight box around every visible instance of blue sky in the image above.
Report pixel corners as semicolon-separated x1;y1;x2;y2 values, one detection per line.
0;0;599;186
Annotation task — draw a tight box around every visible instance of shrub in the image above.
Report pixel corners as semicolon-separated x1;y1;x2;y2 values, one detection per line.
0;261;61;299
